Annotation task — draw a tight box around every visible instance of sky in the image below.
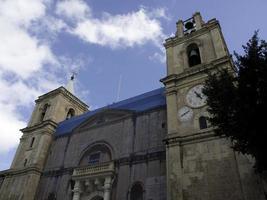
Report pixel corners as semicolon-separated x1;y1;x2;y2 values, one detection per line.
0;0;267;171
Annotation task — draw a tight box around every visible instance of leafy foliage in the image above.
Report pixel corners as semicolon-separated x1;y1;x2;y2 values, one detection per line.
203;32;267;172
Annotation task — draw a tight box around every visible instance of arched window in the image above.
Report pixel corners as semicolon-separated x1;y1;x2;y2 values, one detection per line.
66;108;75;120
130;183;143;200
79;144;112;166
40;104;49;122
187;43;201;67
199;116;208;129
88;152;101;164
30;137;35;148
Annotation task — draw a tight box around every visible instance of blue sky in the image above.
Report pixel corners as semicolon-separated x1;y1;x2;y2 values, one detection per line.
0;0;267;170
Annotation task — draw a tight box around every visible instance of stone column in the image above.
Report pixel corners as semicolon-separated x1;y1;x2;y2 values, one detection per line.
167;144;183;200
103;177;112;200
164;89;183;200
73;180;81;200
166;90;178;135
176;20;184;38
193;12;203;30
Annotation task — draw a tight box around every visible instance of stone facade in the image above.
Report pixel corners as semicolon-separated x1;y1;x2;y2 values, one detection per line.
35;108;167;200
0;13;266;200
161;12;266;200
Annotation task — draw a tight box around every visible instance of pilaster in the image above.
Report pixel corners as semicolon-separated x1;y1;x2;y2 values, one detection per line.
73;180;81;200
104;176;112;200
165;90;178;135
166;143;183;200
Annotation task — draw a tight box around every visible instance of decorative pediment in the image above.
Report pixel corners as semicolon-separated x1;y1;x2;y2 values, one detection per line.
76;109;134;131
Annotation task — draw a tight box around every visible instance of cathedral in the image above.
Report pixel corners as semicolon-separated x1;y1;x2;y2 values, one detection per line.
0;13;265;200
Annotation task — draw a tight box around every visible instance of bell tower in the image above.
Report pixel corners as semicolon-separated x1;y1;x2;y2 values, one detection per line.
0;85;88;200
161;13;237;200
162;12;233;137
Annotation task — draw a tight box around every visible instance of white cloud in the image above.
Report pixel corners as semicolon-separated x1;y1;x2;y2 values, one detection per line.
0;0;57;79
56;1;166;49
0;104;26;153
0;0;46;26
146;7;170;21
74;9;164;48
56;0;91;21
0;0;168;164
30;16;68;42
0;21;56;78
149;51;166;63
0;0;60;155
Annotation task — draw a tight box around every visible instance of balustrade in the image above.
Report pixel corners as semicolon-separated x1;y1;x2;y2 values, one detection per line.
73;161;114;178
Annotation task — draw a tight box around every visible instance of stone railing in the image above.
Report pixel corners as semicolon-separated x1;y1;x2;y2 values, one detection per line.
73;161;114;178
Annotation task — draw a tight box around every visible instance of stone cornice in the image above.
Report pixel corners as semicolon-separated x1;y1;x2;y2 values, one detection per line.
41;150;166;177
1;166;42;177
164;19;219;49
160;56;231;86
36;86;88;111
165;89;177;96
0;169;9;177
20;119;57;133
42;167;73;177
117;150;166;166
163;128;224;146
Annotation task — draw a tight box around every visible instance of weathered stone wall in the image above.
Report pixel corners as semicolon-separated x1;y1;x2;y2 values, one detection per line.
181;136;265;200
35;108;167;200
0;171;40;200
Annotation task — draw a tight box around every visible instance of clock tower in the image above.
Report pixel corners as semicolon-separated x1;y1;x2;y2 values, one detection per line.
161;13;243;200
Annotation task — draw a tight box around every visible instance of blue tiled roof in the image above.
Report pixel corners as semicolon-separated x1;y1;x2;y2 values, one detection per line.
55;88;166;137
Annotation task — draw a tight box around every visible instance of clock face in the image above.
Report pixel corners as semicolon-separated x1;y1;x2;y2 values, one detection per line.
186;84;207;108
178;106;193;122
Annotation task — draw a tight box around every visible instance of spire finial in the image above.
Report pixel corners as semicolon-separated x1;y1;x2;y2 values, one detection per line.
66;71;77;94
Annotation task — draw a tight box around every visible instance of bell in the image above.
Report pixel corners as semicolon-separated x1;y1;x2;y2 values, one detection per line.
189;49;198;57
185;21;194;30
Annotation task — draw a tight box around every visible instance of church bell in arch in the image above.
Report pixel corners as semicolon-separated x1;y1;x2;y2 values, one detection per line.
188;48;201;67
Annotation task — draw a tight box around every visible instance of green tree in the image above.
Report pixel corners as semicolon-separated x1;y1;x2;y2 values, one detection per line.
203;32;267;172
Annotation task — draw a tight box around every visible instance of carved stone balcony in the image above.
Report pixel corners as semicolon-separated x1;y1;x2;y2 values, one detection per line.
72;161;115;180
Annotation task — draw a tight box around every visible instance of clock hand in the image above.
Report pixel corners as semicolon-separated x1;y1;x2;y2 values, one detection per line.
194;91;203;99
181;110;190;117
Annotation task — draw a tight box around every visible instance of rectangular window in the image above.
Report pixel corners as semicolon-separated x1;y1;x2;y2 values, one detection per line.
30;137;35;148
88;153;100;164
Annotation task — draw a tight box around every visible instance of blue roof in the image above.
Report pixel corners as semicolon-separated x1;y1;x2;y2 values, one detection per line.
55;88;166;137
